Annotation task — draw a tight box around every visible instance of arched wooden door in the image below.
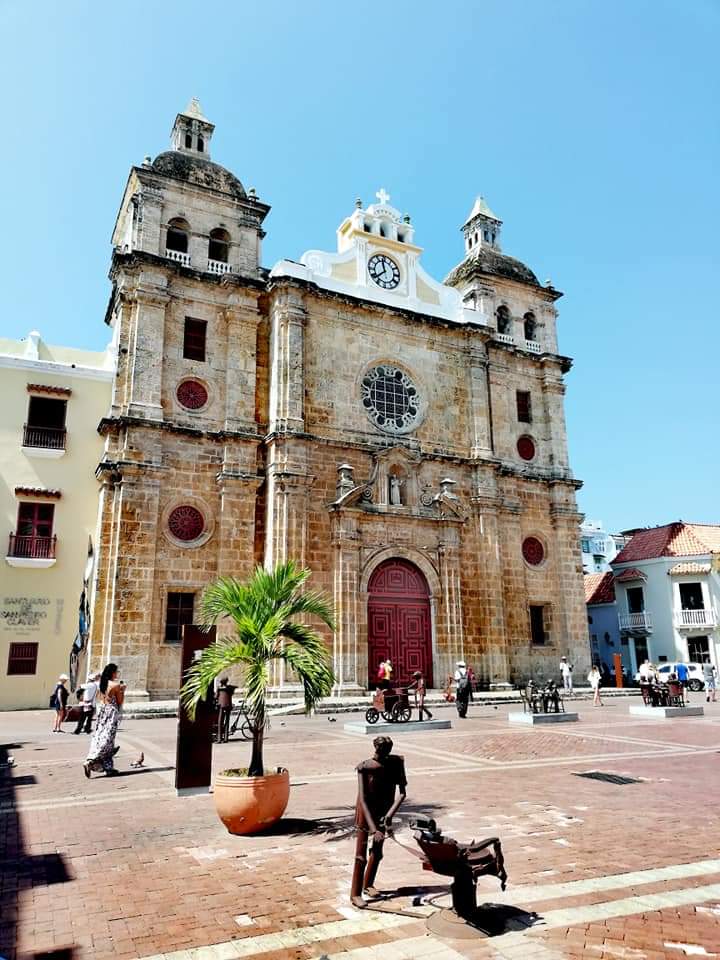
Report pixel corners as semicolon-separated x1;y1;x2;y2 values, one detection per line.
367;559;433;688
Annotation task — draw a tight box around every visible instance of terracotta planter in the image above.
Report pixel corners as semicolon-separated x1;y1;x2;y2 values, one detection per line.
213;768;290;835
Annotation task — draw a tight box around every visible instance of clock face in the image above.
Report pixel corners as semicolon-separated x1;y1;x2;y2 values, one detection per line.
368;253;400;290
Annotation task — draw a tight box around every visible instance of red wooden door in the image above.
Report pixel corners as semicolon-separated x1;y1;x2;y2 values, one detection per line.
367;560;433;688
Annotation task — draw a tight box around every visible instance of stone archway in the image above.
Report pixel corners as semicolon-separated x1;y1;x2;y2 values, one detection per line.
367;558;433;688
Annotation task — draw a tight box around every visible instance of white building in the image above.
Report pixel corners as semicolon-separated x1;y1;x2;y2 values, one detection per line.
580;520;629;574
611;522;720;675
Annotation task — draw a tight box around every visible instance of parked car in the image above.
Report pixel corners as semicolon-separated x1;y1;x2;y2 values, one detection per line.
635;662;706;691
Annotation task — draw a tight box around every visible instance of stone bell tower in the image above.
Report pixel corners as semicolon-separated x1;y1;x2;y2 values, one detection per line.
90;101;270;699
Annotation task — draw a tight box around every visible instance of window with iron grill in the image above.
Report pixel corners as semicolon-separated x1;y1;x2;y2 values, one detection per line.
361;365;421;434
183;318;207;362
7;642;38;675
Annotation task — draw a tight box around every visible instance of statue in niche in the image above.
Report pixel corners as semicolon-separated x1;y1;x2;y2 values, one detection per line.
389;474;404;506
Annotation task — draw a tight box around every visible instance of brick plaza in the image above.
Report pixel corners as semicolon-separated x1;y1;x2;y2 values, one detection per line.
2;697;720;960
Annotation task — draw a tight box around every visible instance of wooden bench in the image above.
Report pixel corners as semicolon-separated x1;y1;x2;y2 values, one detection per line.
413;822;507;920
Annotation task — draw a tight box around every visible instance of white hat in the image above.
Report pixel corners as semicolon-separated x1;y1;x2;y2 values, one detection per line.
59;673;69;681
457;660;466;667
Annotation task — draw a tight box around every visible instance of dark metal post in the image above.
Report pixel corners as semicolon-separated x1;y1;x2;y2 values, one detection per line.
175;624;215;796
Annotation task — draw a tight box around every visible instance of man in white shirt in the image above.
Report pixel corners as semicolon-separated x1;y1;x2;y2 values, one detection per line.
73;672;100;735
559;657;573;692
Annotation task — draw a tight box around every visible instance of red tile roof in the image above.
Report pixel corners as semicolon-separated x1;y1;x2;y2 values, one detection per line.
584;571;615;605
613;522;720;564
615;567;647;583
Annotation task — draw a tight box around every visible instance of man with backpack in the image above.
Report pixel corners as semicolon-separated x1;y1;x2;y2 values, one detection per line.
50;674;70;733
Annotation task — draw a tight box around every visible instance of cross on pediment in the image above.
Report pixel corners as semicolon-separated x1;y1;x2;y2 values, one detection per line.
376;187;390;205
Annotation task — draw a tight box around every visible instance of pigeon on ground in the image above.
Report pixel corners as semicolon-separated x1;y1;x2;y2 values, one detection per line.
130;752;144;768
327;717;337;722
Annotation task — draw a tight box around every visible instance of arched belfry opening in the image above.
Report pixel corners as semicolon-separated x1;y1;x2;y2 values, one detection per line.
367;558;433;689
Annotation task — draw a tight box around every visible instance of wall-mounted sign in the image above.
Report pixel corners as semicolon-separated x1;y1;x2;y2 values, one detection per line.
0;596;51;634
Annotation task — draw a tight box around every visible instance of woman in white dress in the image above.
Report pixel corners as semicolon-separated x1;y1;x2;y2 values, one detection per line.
587;665;603;706
83;663;124;777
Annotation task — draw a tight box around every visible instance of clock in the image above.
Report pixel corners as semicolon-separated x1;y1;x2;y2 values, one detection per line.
368;253;400;290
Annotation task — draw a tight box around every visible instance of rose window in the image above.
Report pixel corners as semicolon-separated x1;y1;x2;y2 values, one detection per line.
517;436;536;461
176;380;208;410
522;536;545;566
168;505;205;542
361;365;421;434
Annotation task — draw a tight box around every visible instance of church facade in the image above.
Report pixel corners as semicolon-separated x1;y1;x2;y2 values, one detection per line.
89;100;590;699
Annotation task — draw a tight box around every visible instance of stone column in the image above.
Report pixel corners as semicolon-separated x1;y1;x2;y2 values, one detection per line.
88;466;121;676
330;512;364;695
105;465;163;701
468;347;493;459
542;375;570;470
222;295;261;434
264;450;314;691
487;358;512;460
268;288;306;434
435;533;465;684
126;283;170;422
550;482;590;676
468;466;511;685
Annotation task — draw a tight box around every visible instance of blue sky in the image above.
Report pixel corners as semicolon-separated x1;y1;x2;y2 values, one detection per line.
1;0;718;532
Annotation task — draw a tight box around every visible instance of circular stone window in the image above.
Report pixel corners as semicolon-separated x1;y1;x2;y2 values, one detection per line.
176;379;209;411
517;435;536;461
361;365;422;434
522;536;545;566
168;505;205;543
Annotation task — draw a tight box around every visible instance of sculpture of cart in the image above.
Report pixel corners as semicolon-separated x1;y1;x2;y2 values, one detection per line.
365;686;412;724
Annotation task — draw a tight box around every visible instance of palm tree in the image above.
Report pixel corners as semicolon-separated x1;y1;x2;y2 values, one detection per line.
180;560;335;777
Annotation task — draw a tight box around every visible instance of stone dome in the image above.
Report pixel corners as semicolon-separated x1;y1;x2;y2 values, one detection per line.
445;246;539;289
150;151;247;199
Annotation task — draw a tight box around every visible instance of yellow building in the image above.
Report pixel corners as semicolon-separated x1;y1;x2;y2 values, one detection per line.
0;331;113;709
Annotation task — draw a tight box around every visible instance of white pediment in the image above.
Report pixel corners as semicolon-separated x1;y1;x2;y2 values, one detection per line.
269;190;482;325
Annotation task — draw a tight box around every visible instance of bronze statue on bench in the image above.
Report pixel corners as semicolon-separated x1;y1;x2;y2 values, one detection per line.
520;679;564;714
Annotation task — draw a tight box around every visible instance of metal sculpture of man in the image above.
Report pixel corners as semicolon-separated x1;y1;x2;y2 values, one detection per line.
542;680;561;713
351;735;407;907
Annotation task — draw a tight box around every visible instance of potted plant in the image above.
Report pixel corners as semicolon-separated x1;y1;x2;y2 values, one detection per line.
180;560;335;835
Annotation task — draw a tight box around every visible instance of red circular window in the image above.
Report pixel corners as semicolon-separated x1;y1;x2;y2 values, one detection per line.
517;435;536;461
176;380;208;410
522;536;545;566
168;505;205;542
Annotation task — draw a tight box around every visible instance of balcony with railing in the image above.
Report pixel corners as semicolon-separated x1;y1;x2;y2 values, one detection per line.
208;259;232;275
165;249;191;267
524;339;542;354
674;608;717;629
495;332;515;345
619;611;653;632
22;424;67;451
7;533;57;566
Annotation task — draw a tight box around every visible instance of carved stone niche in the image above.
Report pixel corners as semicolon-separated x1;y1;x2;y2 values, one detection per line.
330;447;423;512
373;446;422;509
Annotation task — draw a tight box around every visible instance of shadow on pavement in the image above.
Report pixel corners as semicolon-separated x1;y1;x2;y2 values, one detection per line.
0;742;76;960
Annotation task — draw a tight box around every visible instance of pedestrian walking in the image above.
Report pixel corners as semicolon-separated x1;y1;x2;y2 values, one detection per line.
216;677;236;743
587;665;603;706
83;663;124;778
675;662;689;699
703;658;717;702
454;661;471;718
408;670;433;721
73;672;100;735
560;657;573;692
51;674;70;732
